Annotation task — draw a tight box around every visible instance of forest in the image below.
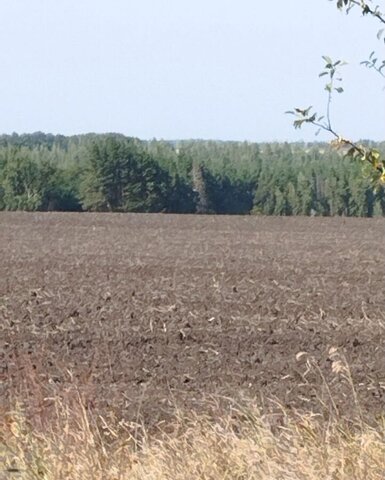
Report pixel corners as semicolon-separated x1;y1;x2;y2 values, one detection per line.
0;131;384;216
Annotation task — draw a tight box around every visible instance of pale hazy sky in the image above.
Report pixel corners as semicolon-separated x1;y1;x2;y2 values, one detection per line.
0;0;383;141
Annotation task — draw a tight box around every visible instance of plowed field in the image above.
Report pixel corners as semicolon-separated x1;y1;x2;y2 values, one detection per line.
1;213;385;426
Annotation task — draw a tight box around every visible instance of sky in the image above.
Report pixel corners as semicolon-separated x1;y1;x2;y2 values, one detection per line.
0;0;384;142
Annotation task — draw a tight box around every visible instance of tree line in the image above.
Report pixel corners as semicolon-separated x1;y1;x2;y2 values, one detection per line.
0;132;384;216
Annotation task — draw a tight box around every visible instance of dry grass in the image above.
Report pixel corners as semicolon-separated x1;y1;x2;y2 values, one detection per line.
2;341;385;479
1;393;385;480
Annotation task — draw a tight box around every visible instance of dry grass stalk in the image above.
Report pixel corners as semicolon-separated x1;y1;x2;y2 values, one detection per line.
1;395;385;480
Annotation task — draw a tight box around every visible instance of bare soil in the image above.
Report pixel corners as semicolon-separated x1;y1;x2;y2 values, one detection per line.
1;213;385;427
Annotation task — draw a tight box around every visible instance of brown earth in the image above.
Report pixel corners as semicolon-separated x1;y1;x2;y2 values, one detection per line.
1;213;385;427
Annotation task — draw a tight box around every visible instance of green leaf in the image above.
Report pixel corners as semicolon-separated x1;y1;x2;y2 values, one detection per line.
295;106;312;117
325;83;332;92
322;55;333;66
337;0;349;9
293;119;305;129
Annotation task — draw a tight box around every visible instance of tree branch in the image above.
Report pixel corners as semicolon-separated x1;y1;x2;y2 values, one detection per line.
336;0;385;25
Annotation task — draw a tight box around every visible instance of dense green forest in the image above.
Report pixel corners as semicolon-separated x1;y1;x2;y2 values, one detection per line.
0;132;384;216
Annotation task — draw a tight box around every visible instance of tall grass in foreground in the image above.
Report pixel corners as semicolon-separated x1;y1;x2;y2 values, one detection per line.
2;349;385;479
1;395;385;480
